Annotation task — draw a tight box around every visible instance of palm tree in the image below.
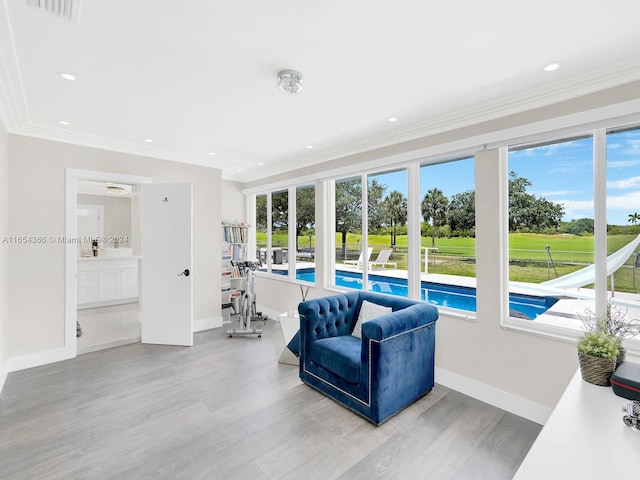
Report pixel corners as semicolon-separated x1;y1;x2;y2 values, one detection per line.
382;190;407;246
421;188;449;247
628;212;640;225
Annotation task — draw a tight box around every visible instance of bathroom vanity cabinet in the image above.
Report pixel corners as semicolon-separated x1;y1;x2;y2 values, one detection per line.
78;257;140;308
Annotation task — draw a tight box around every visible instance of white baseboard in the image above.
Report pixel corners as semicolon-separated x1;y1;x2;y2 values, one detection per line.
7;346;75;373
435;367;552;425
0;366;7;394
194;316;223;332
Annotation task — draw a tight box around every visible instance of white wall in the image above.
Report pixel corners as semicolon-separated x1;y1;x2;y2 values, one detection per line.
0;120;8;392
7;135;222;360
221;180;246;223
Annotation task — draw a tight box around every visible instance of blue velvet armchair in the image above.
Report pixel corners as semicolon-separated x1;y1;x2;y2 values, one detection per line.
298;291;439;425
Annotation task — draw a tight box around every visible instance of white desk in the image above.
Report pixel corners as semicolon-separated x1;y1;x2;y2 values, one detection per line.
514;369;640;479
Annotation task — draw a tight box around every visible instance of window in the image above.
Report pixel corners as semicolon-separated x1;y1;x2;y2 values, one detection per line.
248;115;640;344
420;158;476;278
507;137;594;324
251;187;316;283
295;185;315;280
605;127;640;326
334;176;363;271
505;130;640;346
368;170;408;297
255;193;268;266
271;189;288;274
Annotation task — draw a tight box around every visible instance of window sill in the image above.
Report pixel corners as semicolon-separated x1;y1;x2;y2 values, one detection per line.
503;316;640;358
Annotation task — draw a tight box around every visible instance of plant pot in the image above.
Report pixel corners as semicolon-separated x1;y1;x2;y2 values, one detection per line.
578;351;616;386
616;347;626;368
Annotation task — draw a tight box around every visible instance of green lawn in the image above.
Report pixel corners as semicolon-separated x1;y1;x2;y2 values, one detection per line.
256;232;640;293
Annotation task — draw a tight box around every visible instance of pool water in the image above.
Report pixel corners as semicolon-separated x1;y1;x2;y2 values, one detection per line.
291;268;557;319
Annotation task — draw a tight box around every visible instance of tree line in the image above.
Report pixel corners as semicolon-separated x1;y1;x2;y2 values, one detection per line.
257;173;639;252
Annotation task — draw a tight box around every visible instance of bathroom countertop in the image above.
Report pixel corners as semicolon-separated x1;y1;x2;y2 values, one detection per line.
78;255;142;261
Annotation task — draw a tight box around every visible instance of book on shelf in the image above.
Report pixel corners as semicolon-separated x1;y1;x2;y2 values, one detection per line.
222;224;248;244
222;243;247;262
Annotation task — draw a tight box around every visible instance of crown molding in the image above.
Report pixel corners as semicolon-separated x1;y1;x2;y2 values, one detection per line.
0;0;28;130
249;60;640;183
2;0;640;184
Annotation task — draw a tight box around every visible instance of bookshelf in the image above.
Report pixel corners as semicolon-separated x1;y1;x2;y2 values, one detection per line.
221;222;249;322
222;223;248;263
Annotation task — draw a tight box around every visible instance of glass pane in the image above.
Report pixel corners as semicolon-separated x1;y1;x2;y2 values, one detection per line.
271;189;288;274
255;194;267;265
606;127;640;341
334;177;362;289
508;137;594;321
420;158;476;279
367;170;407;297
295;185;315;282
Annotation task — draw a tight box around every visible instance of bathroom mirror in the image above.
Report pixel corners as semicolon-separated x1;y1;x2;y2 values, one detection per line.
77;180;133;252
77;204;104;251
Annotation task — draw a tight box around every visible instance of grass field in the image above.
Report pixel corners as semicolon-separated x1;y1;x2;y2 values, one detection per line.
256;232;640;292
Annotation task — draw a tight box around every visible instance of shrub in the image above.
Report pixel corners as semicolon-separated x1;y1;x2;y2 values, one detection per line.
577;331;618;359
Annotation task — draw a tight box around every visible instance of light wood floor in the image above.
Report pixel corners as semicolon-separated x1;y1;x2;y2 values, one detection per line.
0;319;541;479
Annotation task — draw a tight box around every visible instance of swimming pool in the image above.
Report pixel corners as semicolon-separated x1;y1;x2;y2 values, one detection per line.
286;268;558;319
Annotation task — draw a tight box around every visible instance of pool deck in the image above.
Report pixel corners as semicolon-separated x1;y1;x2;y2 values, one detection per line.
268;262;640;331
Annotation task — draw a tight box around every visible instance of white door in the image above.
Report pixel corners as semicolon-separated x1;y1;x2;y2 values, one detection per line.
141;183;193;346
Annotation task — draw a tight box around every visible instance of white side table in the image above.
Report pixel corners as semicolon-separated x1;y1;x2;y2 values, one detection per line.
278;310;299;365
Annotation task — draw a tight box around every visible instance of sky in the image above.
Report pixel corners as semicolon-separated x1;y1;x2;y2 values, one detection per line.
369;128;640;226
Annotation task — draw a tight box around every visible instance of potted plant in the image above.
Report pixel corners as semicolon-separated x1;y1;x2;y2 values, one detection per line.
577;330;619;386
578;298;640;367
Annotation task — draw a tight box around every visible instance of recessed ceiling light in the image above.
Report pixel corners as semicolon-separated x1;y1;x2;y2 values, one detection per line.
58;72;77;81
258;162;264;166
144;138;153;143
58;120;70;126
236;169;242;173
387;116;398;122
306;145;314;149
544;63;560;72
207;152;215;156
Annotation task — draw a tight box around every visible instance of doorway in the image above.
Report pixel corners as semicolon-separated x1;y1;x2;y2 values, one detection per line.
75;180;139;353
65;169;152;356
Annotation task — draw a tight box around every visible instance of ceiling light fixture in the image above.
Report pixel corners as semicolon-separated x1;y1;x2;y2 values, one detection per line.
106;186;127;195
207;152;215;156
258;162;264;166
277;69;303;94
306;145;314;149
544;63;560;72
58;120;70;126
58;72;77;81
144;138;153;143
387;116;398;122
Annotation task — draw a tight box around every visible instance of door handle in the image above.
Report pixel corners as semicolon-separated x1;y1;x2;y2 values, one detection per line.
179;269;190;277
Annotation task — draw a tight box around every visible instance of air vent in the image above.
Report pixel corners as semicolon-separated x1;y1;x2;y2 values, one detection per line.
26;0;82;24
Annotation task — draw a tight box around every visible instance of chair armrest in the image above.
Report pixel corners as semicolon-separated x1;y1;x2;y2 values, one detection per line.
361;303;438;341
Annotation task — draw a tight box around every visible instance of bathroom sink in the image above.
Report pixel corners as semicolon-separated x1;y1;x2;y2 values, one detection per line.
101;247;133;257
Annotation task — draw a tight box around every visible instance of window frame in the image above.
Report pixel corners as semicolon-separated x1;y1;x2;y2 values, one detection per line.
502;126;640;354
243;105;640;349
248;183;317;286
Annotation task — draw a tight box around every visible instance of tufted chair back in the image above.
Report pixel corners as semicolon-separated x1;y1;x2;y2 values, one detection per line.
300;291;360;343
